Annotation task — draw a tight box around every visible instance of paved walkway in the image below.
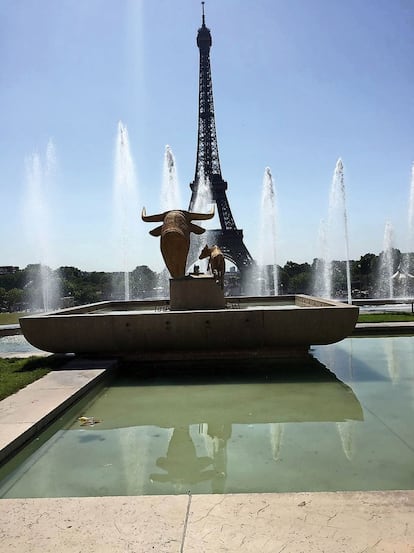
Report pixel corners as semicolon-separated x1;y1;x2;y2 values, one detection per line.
0;324;20;337
353;321;414;335
0;490;413;552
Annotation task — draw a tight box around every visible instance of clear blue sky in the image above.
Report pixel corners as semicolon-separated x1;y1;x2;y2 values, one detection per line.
1;0;414;272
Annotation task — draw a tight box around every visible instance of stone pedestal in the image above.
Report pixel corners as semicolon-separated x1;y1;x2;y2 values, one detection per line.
169;275;225;311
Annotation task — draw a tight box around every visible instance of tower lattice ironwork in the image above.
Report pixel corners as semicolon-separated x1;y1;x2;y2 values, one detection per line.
188;4;254;273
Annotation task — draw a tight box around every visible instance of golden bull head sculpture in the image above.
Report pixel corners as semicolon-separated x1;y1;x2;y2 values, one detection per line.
141;207;215;278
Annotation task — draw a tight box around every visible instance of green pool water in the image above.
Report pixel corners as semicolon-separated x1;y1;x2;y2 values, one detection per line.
0;336;413;497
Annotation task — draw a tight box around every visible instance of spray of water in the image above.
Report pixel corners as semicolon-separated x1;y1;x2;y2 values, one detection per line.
24;140;60;311
408;163;414;245
161;145;181;211
189;165;214;273
377;221;395;298
113;121;139;300
192;163;213;214
257;167;278;295
313;220;330;298
314;159;351;303
402;162;414;297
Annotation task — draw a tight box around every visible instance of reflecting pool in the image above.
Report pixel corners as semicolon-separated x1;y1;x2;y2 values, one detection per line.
0;336;413;497
0;334;43;355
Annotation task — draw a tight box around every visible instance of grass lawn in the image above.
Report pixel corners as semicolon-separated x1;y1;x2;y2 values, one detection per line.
358;312;414;323
0;312;29;325
0;356;66;401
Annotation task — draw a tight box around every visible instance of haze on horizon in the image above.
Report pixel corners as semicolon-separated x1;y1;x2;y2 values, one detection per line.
1;0;413;273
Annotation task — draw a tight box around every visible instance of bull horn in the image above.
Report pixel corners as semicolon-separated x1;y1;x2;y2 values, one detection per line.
188;206;215;221
141;207;165;222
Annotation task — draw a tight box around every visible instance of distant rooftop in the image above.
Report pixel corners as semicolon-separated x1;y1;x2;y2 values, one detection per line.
0;266;19;275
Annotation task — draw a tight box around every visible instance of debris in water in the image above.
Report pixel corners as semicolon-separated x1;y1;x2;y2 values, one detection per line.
78;416;102;426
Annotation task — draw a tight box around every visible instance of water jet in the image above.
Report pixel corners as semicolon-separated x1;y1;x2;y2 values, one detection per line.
161;145;181;211
112;121;139;301
23;141;60;311
256;167;278;296
314;159;351;303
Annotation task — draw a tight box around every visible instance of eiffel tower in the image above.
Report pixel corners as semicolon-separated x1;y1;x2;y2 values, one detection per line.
188;3;254;274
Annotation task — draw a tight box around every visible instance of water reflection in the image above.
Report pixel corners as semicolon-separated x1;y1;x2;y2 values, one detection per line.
336;421;355;461
384;338;399;384
150;424;230;494
140;356;363;493
101;356;363;428
150;427;215;485
270;423;284;461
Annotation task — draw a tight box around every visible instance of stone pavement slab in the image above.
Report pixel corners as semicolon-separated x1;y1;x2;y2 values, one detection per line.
0;491;413;552
184;491;414;552
0;495;188;553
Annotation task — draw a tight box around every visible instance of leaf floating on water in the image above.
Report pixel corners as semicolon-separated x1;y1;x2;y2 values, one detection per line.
78;416;102;426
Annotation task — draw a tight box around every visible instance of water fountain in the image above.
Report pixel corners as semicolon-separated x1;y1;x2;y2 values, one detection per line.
19;135;359;356
23;140;60;311
256;167;278;296
18;33;358;357
19;218;358;360
112;121;139;301
314;159;352;303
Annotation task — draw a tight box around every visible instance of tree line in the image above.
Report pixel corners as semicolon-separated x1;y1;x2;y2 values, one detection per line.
0;264;162;312
0;249;412;312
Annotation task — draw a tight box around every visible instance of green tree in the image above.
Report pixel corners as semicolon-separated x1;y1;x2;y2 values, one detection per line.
282;261;312;293
130;266;157;298
5;288;24;312
58;266;83;282
353;253;377;293
73;284;100;305
0;270;25;291
0;287;7;310
57;267;111;305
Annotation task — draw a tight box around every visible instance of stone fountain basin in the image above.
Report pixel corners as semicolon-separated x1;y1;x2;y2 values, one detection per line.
19;295;358;357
